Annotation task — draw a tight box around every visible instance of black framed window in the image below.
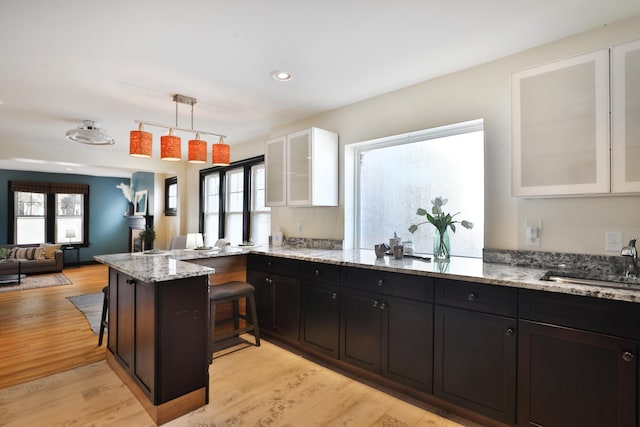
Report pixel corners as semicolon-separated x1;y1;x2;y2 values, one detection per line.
8;181;90;246
164;176;177;216
200;155;270;246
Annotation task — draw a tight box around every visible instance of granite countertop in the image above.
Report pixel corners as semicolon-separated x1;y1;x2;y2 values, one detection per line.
250;247;640;304
94;246;253;282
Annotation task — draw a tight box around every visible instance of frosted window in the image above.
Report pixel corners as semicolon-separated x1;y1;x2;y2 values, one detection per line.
357;125;484;258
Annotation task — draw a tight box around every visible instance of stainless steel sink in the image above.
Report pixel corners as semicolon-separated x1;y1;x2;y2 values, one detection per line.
540;270;640;290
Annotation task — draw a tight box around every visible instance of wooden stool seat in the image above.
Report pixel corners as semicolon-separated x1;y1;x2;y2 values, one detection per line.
98;285;109;346
209;281;260;361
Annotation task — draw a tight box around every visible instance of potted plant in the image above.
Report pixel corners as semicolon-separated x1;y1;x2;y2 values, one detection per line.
0;247;9;261
138;224;156;251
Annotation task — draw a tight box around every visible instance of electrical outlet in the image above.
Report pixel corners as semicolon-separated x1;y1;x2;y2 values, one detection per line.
525;220;541;247
605;231;623;252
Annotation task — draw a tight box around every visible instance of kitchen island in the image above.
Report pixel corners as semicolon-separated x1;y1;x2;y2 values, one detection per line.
94;250;227;425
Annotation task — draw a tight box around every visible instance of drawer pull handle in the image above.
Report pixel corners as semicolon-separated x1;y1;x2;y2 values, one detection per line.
377;279;383;287
331;292;337;300
623;352;634;362
315;269;320;277
467;292;477;301
379;302;386;310
373;300;379;308
265;278;273;285
267;261;272;268
505;328;515;337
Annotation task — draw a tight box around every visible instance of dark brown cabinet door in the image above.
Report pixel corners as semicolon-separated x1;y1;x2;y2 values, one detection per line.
301;281;339;358
134;280;155;395
247;269;274;330
434;305;516;424
115;271;135;369
340;288;381;372
518;320;637;427
272;274;300;341
382;296;433;393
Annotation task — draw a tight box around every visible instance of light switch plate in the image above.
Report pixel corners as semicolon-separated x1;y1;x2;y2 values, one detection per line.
605;231;623;252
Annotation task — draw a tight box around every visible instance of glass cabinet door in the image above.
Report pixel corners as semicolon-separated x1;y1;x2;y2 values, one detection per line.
611;39;640;193
265;136;286;206
511;49;610;196
287;129;312;205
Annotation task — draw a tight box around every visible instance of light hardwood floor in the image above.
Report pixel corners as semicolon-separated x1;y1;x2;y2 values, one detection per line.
0;265;481;426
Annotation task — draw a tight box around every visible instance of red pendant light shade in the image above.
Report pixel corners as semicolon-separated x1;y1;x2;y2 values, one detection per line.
161;129;181;161
212;136;230;166
129;125;152;158
188;133;207;163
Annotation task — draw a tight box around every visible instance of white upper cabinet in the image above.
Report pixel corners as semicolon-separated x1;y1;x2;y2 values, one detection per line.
512;49;611;196
265;127;338;207
611;39;640;193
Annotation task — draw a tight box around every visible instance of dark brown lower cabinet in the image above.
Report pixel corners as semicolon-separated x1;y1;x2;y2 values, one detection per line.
434;305;516;425
300;281;340;358
106;268;209;424
341;288;433;393
247;269;300;342
518;320;637;427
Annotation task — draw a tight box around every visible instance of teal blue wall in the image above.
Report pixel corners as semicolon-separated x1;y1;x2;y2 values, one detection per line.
132;171;154;214
0;169;131;263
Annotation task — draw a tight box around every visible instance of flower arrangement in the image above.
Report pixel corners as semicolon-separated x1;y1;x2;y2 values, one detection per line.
408;196;473;259
116;183;133;203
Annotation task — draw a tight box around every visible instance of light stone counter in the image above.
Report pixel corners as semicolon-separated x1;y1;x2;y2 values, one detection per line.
250;247;640;304
94;247;252;282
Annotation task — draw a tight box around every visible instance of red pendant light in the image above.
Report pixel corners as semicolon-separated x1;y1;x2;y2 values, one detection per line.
188;133;207;163
129;124;152;158
212;136;230;166
161;129;181;161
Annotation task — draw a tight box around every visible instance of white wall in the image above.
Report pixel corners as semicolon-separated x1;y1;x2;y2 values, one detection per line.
187;15;640;256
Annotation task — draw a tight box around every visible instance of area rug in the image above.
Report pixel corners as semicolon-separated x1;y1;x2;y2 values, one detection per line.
0;272;72;293
67;292;104;335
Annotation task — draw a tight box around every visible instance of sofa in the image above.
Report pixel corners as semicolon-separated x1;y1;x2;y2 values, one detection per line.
0;244;64;275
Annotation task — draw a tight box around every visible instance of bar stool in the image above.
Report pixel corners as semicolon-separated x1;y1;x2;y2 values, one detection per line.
209;281;260;360
98;286;109;346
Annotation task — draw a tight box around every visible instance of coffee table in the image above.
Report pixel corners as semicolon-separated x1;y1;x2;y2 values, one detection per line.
0;260;25;285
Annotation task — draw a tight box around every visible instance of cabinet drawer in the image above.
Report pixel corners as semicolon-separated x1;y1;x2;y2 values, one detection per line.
300;261;340;284
341;267;433;302
519;289;640;339
247;254;299;276
436;279;517;317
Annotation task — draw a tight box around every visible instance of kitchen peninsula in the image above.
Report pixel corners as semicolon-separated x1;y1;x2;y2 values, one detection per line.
94;248;248;425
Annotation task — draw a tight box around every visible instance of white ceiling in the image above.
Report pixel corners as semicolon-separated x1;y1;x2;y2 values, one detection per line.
1;1;639;177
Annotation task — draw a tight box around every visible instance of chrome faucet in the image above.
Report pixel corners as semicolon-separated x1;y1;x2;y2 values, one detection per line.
621;239;638;278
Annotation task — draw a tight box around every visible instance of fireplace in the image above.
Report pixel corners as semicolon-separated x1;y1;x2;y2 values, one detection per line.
127;215;153;253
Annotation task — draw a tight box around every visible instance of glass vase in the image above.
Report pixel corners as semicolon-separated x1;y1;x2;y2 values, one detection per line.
433;228;450;260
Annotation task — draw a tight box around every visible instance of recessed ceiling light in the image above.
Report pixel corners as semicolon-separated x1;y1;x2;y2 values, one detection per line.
271;70;293;82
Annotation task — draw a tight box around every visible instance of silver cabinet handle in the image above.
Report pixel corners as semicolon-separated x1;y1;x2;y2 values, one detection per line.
505;328;515;337
265;278;273;285
373;300;379;308
315;269;320;277
331;292;337;300
467;292;477;301
379;302;386;310
623;352;634;362
377;279;383;287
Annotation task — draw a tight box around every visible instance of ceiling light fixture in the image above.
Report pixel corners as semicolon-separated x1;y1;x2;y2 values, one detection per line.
272;70;293;81
212;136;230;166
66;120;115;145
131;94;227;163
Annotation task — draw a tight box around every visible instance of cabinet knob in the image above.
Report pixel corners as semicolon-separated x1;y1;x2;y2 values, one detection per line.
467;292;477;301
331;292;337;300
265;278;273;285
623;352;634;362
315;269;320;277
377;279;383;287
379;302;386;310
373;300;379;308
267;261;272;268
126;278;137;285
505;328;515;337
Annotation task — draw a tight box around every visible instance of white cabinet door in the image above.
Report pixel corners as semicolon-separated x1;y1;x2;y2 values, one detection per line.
287;129;313;206
265;136;286;206
611;39;640;193
512;49;610;196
